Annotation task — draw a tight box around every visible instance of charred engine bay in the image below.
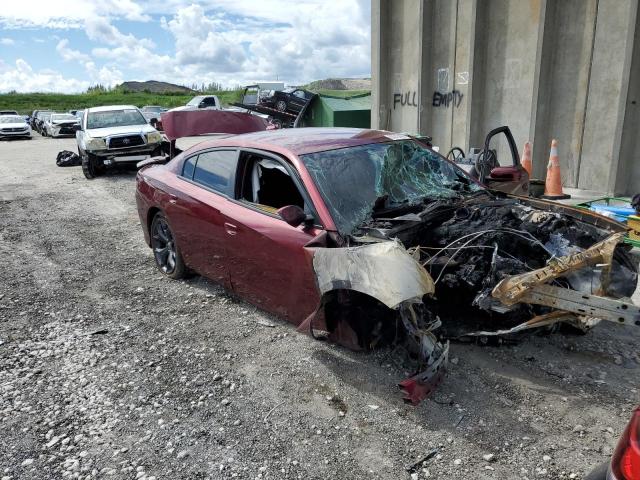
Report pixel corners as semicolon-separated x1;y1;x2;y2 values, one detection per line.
353;192;638;337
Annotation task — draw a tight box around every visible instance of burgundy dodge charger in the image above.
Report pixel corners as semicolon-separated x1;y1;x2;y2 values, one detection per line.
135;127;638;404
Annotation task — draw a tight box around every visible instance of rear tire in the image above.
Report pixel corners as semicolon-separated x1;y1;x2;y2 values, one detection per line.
81;151;105;179
150;213;186;279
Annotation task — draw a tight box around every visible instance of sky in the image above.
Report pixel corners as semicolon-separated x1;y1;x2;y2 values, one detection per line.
0;0;371;93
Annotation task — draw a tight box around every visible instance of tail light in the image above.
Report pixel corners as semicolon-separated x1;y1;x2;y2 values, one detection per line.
611;407;640;479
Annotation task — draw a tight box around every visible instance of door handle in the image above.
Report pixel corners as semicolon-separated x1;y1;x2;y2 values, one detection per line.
224;222;237;236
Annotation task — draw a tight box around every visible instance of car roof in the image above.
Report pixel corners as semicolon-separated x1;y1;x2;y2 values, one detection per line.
191;127;401;156
85;105;140;113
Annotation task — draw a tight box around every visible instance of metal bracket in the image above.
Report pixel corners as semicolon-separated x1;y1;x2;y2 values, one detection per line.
519;284;640;327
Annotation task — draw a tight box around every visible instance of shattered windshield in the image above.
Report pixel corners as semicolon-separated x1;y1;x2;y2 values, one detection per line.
301;140;481;234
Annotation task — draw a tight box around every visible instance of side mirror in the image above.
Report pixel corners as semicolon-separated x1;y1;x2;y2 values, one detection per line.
277;205;308;228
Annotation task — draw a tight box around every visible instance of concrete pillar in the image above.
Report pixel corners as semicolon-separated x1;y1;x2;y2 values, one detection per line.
530;0;598;182
371;0;640;194
579;0;638;193
371;0;424;135
614;2;640;195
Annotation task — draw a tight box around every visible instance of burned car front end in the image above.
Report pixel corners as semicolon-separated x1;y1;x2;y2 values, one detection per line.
300;137;639;404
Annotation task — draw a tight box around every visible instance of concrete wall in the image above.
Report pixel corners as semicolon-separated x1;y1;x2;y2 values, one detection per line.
372;0;640;195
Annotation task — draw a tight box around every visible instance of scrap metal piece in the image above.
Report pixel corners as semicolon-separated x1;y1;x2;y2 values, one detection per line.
398;304;448;405
491;232;625;305
312;240;435;309
462;311;574;337
398;349;448;405
406;448;440;473
517;284;640;326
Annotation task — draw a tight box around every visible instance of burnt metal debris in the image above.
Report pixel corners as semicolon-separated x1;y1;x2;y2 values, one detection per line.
306;191;638;405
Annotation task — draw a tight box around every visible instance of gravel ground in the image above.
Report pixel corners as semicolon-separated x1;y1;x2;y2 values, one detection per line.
1;133;639;480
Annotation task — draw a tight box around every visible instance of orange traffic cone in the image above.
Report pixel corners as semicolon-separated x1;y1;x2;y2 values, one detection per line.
542;139;570;200
521;141;533;177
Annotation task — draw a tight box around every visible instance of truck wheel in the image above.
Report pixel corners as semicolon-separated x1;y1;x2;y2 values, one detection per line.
276;100;287;112
150;212;186;279
81;152;105;179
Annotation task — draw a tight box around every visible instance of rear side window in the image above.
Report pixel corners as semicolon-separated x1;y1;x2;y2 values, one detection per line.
202;97;217;107
192;150;238;195
182;156;196;179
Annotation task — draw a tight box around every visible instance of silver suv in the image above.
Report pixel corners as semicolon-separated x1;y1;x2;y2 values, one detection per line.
76;105;163;179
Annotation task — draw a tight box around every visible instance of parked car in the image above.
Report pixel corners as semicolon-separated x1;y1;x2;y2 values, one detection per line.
586;406;640;479
170;95;221;112
76;105;163;179
141;106;166;114
0;114;32;140
30;110;42;129
35;111;52;135
44;113;80;137
140;106;166;127
259;88;315;113
134;127;638;404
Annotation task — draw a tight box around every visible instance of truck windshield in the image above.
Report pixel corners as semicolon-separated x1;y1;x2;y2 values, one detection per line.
87;109;146;129
186;96;205;106
301;140;481;234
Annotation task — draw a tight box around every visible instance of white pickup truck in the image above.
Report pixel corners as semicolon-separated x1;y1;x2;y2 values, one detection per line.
76;105;163;179
169;95;221;112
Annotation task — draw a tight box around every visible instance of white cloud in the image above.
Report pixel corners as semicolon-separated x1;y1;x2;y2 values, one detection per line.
0;0;150;29
0;59;90;93
56;39;91;63
85;17;154;49
0;1;371;92
163;5;246;72
1;38;15;46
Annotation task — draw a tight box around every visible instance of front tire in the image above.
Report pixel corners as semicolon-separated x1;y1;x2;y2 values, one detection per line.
150;213;186;279
81;151;105;179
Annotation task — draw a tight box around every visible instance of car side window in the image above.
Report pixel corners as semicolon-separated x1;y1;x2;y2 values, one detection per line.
182;155;197;179
238;151;317;222
203;97;217;107
192;150;238;195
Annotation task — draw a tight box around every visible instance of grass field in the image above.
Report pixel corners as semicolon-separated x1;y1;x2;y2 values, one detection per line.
0;90;243;115
0;89;371;115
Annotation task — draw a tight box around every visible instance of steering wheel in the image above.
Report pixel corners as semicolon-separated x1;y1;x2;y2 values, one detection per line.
474;149;499;182
446;147;466;162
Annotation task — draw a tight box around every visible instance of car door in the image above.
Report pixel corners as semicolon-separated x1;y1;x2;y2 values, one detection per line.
483;126;529;195
222;149;323;324
163;149;238;289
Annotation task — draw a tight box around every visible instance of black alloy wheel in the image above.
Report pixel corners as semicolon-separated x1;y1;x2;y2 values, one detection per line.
150;213;185;279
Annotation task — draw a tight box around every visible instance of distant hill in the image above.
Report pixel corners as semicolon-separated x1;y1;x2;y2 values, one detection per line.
118;80;195;94
307;78;371;91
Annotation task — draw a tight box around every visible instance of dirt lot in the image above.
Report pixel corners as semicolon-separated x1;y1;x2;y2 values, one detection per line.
1;133;639;480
